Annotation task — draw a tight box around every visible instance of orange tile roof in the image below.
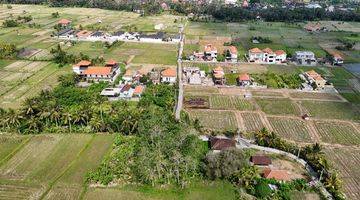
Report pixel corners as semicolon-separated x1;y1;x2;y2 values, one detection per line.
275;50;286;56
76;60;91;66
161;68;176;77
333;53;343;59
238;73;250;81
84;67;112;76
106;59;117;66
213;66;224;72
249;48;263;53
205;44;217;52
134;85;144;95
58;19;71;25
263;168;290;181
229;46;238;54
76;30;92;37
262;47;274;54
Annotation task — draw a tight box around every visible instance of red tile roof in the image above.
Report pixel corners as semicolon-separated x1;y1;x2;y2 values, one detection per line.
251;155;272;165
58;19;71;25
238;73;251;81
76;30;92;37
229;46;238;54
134;85;144;95
84;67;112;76
213;66;224;72
76;60;91;66
121;84;131;92
263;168;290;181
161;68;176;77
262;48;274;54
249;47;263;53
333;53;343;59
106;59;117;66
210;137;236;150
275;50;286;56
205;44;217;52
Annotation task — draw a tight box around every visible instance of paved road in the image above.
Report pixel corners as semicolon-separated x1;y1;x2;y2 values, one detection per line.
235;137;333;200
175;24;185;120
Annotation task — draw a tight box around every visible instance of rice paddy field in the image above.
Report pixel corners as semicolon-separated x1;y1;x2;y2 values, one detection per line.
187;109;238;131
209;95;255;111
0;61;71;109
255;98;300;116
0;134;114;200
314;121;360;145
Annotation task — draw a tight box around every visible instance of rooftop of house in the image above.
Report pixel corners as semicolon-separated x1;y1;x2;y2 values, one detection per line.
84;67;112;76
263;168;290;181
333;53;343;59
113;31;125;36
161;68;177;77
100;88;121;96
75;60;91;67
249;47;263;53
121;84;132;93
262;47;274;54
91;31;104;37
210;137;236;150
76;30;93;37
238;73;251;81
106;59;117;66
205;44;217;52
58;19;71;25
213;66;224;72
133;85;145;95
229;46;238;54
275;50;286;56
295;51;315;55
251;155;272;165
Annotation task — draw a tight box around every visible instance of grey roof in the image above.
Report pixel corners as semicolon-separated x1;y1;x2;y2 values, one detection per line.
113;31;125;36
91;31;104;37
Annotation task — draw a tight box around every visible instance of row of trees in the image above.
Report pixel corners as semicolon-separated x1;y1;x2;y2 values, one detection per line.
3;0;359;22
254;128;345;200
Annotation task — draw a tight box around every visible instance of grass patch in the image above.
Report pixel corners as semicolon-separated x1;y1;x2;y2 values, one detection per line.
268;117;312;143
314;121;360;145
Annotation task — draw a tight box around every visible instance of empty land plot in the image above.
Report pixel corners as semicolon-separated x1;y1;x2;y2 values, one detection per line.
268;117;312;143
324;148;360;200
300;101;360;121
44;186;82;200
188;110;238;130
314;121;360;145
0;135;62;180
241;112;265;133
184;86;220;95
251;90;284;98
255;98;300;116
289;92;343;101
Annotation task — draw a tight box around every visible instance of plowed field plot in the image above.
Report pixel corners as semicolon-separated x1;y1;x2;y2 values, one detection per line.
251;90;284;98
289;92;343;101
188;109;238;130
324;148;360;200
184;96;210;109
314;121;360;145
210;95;255;111
240;112;265;133
184;86;220;95
255;98;300;116
300;101;360;121
268;117;312;143
0;183;43;200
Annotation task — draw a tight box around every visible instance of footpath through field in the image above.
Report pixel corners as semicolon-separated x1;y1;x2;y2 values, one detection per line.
175;22;186;120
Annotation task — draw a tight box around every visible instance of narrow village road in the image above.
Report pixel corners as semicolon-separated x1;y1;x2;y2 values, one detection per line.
175;24;185;120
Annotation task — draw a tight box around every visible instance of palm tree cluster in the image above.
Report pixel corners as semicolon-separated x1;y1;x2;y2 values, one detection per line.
0;74;174;135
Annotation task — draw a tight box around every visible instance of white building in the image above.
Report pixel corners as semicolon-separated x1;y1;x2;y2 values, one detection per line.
227;46;238;63
294;51;316;65
204;44;218;61
248;48;286;64
161;68;177;84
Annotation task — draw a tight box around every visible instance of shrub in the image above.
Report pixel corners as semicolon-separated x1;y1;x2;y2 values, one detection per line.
254;180;272;198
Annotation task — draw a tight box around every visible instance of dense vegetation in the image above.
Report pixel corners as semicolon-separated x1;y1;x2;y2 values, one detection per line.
255;128;345;200
251;72;303;89
2;0;360;21
0;43;17;58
